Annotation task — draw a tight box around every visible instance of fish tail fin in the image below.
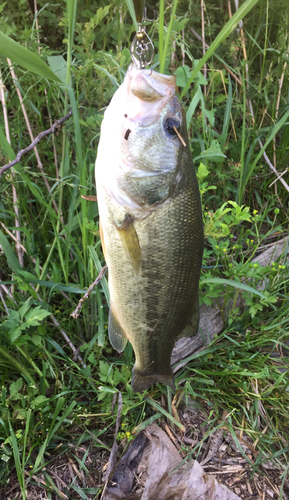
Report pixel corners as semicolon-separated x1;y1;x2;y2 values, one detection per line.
131;367;175;393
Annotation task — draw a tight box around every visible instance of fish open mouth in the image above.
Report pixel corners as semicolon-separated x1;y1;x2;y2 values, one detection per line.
130;67;175;102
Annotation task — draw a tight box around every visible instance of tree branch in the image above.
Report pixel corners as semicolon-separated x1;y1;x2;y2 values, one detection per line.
0;110;73;177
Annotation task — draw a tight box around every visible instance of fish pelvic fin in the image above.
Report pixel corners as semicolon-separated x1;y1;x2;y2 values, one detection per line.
131;367;175;393
114;214;141;276
108;307;128;353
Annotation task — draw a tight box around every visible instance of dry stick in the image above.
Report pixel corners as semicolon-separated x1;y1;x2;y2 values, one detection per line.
0;283;14;300
182;29;185;67
0;285;9;315
258;145;289;193
192;11;289;194
189;26;242;86
70;266;108;319
0;110;73;176
231;2;289;195
34;0;59;179
0;68;24;267
272;56;287;202
6;58;60;215
100;392;122;500
201;0;207;96
0;221;74;305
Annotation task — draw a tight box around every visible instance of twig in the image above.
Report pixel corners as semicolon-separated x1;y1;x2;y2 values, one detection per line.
0;285;9;315
0;221;74;305
0;110;73;176
201;0;207;96
258;142;289;193
5;59;60;217
0;69;24;266
228;4;289;195
70;266;108;319
189;27;242;86
100;392;122;500
269;168;288;188
34;0;59;179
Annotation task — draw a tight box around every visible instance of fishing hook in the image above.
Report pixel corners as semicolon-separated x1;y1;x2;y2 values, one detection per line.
131;0;154;69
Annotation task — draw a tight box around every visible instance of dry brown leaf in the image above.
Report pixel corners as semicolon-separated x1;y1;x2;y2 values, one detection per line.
104;423;241;500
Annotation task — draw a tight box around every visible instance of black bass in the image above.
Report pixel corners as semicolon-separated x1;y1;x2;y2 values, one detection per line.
95;65;204;392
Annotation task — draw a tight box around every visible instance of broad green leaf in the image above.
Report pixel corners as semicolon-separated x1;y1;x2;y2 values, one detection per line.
31;395;49;408
0;125;15;161
0;3;7;14
186;85;202;128
47;55;67;84
199;139;226;162
10;326;24;343
10;378;23;397
93;5;111;27
0;230;22;274
200;278;268;299
180;0;259;97
24;305;52;325
0;32;61;83
172;17;189;32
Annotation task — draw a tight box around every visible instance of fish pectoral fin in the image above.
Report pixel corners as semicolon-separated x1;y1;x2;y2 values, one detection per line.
99;219;107;262
108;308;128;353
114;214;141;276
176;307;200;340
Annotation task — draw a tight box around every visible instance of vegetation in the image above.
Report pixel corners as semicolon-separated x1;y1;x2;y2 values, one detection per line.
0;0;288;498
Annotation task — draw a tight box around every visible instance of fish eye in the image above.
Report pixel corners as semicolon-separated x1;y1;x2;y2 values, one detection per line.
164;117;180;137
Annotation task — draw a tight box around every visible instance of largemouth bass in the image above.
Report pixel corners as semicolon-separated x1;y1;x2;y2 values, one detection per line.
95;64;204;392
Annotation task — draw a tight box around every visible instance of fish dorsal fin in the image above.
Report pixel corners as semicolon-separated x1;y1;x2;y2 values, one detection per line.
108;307;128;353
114;214;141;276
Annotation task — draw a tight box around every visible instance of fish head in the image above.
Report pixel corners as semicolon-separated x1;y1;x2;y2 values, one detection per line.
96;64;188;209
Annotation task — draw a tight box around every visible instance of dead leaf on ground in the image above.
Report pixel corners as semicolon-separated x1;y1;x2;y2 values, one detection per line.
104;423;241;500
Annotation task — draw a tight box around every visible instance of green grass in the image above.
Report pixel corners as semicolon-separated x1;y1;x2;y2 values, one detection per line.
0;0;289;497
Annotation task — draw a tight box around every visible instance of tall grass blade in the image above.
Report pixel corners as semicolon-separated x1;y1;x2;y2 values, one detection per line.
125;0;138;32
180;0;259;97
8;418;26;499
0;230;22;274
200;277;268;299
239;106;289;202
160;0;179;74
186;85;202;129
145;397;185;430
219;75;232;147
158;0;165;69
0;32;61;82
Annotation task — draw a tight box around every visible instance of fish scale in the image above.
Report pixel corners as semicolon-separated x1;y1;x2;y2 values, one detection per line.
95;65;204;392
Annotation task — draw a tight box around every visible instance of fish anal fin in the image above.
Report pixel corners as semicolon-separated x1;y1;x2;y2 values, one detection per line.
114;214;141;276
176;308;200;340
108;308;128;353
131;367;175;393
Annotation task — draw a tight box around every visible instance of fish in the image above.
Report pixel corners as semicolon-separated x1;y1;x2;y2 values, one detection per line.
95;64;204;392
